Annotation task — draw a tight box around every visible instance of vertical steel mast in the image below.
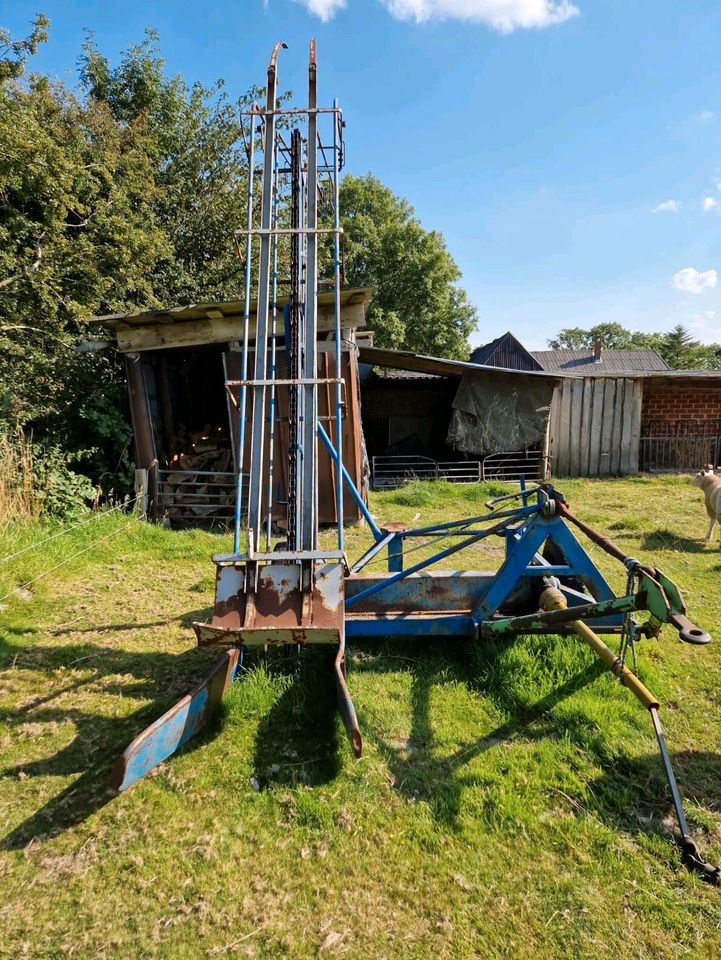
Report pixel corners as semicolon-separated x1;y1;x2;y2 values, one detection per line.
233;38;346;557
245;41;285;551
196;39;359;755
301;39;319;553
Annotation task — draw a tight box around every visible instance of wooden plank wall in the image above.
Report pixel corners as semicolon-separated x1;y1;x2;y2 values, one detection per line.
223;346;364;525
549;377;643;477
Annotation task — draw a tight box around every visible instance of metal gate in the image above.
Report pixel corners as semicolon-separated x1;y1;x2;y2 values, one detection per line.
371;455;482;490
639;419;721;472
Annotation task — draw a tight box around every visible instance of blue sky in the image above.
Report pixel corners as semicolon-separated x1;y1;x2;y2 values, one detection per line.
5;0;721;349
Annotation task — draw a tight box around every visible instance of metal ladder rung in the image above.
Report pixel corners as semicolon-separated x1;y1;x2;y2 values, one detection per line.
225;377;343;388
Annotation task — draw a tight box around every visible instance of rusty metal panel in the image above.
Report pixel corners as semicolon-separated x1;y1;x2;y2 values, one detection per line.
194;562;344;646
224;347;362;526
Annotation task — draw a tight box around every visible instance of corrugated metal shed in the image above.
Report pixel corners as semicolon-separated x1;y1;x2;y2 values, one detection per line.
531;348;669;372
367;368;443;380
470;332;543;371
358;346;560;380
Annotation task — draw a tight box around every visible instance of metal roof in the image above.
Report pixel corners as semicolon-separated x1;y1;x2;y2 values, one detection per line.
530;348;669;372
357;346;560;380
94;287;373;330
470;332;544;371
579;368;721;380
366;367;443;381
358;346;721;383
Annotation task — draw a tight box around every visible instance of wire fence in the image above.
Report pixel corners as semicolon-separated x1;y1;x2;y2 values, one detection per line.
0;494;140;566
0;498;141;606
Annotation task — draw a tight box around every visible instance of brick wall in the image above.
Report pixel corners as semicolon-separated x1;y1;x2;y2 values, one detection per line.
641;381;721;423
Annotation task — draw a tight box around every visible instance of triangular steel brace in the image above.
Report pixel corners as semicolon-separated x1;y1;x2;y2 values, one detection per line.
472;513;616;623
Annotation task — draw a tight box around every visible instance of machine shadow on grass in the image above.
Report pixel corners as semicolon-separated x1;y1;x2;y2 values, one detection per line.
0;622;225;850
3;628;720;860
249;648;342;789
0;635;343;848
353;636;609;827
351;636;721;850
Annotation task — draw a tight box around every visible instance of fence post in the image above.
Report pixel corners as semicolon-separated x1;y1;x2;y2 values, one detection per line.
148;461;159;523
134;468;148;520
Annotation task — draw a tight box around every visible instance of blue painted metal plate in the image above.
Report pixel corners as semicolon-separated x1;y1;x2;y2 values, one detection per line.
110;648;240;793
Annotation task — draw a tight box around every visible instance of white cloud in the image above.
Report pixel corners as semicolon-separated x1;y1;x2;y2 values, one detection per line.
298;0;347;20
297;0;579;28
653;199;679;213
703;196;718;211
673;267;718;295
382;0;578;28
696;110;715;122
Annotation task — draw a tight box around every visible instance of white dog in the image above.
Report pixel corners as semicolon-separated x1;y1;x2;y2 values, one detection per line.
692;468;721;547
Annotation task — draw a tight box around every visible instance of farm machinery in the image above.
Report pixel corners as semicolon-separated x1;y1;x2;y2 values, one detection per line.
112;41;719;883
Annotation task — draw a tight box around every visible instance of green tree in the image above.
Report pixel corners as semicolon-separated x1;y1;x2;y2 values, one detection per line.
0;27;168;482
548;322;656;351
654;323;721;369
1;22;479;493
1;24;258;487
79;31;260;306
548;322;721;370
339;174;477;358
0;13;48;81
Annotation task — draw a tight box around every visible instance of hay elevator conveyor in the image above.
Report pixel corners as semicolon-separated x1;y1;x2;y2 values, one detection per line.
112;41;719;883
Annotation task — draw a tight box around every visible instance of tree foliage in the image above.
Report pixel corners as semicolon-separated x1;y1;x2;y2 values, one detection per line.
549;322;721;370
340;174;477;358
0;24;258;486
0;13;48;81
1;21;478;492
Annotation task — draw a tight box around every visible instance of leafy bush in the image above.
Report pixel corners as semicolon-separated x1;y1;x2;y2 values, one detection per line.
0;427;94;522
32;445;95;519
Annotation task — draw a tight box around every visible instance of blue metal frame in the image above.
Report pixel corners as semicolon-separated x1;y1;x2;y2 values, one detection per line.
318;423;382;541
339;479;624;637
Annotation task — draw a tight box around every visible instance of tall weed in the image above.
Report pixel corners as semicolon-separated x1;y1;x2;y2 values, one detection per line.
0;426;94;524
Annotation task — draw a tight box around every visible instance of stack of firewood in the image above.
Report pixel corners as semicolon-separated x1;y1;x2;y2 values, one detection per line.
162;425;234;519
167;424;232;472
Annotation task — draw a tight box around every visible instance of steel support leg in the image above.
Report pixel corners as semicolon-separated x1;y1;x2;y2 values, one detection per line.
387;535;403;573
334;634;362;757
650;707;720;883
540;585;720;883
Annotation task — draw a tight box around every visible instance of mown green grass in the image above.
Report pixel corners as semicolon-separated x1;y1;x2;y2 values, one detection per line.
1;477;721;958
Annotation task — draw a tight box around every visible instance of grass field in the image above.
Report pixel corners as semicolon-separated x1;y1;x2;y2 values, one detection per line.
2;476;721;958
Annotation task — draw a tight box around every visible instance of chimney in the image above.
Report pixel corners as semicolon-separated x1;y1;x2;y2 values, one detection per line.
593;338;602;363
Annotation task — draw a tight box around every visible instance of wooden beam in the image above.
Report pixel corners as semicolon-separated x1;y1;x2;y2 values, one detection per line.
629;379;643;473
619;379;635;474
115;303;366;353
610;378;624;475
568;378;584;476
588;379;605;476
556;379;572;477
579;378;593;477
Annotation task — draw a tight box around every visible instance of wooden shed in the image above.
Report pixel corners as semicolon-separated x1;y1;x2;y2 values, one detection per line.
548;370;721;476
97;288;372;525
